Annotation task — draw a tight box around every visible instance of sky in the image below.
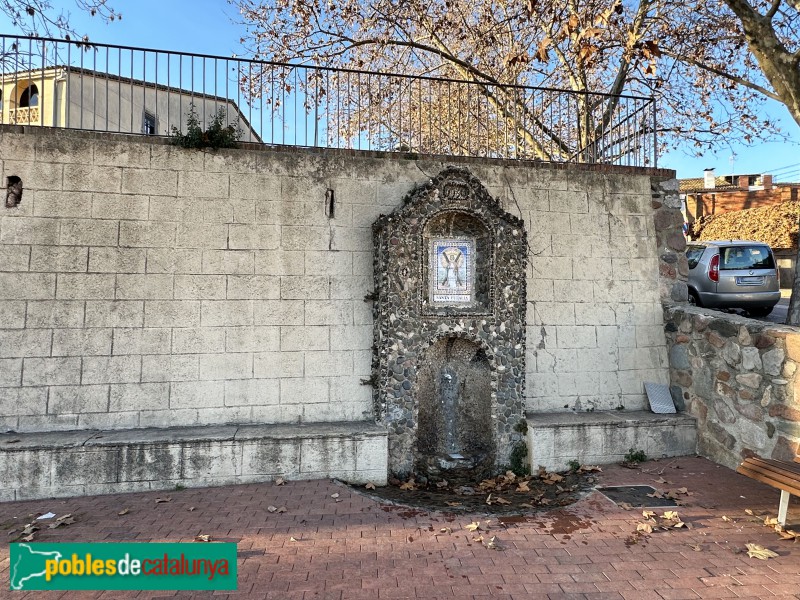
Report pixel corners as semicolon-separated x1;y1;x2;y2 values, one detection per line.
1;0;798;182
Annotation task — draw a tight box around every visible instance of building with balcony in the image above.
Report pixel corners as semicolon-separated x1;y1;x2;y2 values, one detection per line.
0;66;260;141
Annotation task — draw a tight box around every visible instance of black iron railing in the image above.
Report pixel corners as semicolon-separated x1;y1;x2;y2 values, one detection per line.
0;34;657;166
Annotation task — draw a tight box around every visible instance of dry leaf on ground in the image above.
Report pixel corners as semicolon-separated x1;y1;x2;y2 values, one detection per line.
194;534;211;542
365;482;376;490
465;521;482;532
118;508;130;516
745;543;779;560
155;497;172;504
578;465;602;473
275;477;285;486
485;535;502;550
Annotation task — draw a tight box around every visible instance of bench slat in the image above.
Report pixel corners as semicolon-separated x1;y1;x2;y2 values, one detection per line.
736;466;800;496
738;456;799;527
737;465;800;496
742;457;800;479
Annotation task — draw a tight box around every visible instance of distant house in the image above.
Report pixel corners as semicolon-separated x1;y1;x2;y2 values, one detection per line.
680;168;800;223
682;169;800;288
0;66;261;142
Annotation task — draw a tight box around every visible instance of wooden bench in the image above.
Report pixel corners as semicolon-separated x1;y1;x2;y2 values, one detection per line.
736;456;800;526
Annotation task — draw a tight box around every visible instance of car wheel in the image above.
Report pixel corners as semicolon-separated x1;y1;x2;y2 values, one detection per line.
688;290;702;307
746;306;773;318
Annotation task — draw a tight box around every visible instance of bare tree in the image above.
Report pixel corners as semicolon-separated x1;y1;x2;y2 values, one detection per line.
231;0;791;159
705;0;800;323
1;0;120;39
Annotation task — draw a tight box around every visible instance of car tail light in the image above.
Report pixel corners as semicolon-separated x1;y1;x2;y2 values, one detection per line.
708;254;719;282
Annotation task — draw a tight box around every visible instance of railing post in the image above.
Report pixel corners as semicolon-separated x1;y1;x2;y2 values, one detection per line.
652;98;658;168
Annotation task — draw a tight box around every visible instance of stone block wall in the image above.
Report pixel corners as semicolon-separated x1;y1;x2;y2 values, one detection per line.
525;173;680;412
664;305;800;468
0;126;675;432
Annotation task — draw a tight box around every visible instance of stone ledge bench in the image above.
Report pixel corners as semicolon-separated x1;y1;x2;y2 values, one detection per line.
526;410;697;472
0;421;388;502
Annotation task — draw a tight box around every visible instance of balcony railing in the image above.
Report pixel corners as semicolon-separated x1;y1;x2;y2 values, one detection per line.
9;106;40;124
0;34;657;167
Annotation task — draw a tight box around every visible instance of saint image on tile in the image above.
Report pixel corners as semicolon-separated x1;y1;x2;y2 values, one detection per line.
439;246;465;289
430;239;473;304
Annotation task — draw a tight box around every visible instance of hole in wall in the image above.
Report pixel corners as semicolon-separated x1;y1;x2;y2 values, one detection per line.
5;176;22;208
325;188;335;219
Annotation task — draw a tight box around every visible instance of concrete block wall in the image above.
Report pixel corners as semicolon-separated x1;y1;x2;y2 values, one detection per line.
0;422;387;501
0;129;377;432
0;127;675;432
527;411;697;472
520;170;673;412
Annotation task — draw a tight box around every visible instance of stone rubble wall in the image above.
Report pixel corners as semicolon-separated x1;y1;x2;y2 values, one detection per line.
0;125;675;432
664;304;800;468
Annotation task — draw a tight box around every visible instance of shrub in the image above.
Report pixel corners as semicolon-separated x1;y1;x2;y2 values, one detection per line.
170;105;242;149
624;448;647;463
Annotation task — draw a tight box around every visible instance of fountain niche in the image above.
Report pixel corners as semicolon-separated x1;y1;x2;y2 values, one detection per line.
372;167;528;479
416;337;494;476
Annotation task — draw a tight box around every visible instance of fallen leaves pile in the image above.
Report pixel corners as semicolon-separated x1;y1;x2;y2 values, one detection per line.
692;200;800;250
434;520;503;551
635;510;689;535
383;466;601;512
764;516;800;542
7;513;76;542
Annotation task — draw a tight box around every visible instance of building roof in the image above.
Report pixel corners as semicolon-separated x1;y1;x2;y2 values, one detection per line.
679;176;738;193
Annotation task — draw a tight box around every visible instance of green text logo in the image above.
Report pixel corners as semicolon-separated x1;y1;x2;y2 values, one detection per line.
9;543;237;591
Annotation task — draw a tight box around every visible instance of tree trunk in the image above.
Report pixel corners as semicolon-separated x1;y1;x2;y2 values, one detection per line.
722;0;800;128
788;232;800;325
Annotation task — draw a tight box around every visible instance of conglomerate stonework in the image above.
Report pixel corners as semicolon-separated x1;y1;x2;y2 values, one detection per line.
664;304;800;469
372;167;528;476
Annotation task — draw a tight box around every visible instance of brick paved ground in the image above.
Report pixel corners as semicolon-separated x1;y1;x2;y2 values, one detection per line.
1;455;799;599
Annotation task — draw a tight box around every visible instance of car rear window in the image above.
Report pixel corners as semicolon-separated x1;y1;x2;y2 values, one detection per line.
686;245;705;269
719;245;775;270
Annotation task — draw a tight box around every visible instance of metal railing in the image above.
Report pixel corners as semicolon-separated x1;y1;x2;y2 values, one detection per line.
0;34;657;167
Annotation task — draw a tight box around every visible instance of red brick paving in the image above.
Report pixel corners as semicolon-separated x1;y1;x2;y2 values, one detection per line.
1;456;799;599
